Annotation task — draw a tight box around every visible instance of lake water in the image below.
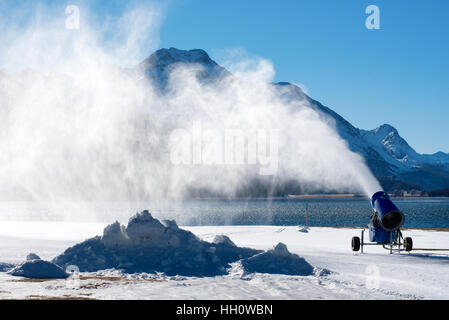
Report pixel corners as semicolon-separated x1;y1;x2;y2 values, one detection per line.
168;197;449;228
1;197;448;228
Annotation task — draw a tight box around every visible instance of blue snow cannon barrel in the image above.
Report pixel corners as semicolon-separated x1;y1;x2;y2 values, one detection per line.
371;191;404;231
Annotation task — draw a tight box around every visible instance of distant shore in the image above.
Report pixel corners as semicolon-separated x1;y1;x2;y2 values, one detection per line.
287;194;364;199
287;193;447;199
318;226;449;232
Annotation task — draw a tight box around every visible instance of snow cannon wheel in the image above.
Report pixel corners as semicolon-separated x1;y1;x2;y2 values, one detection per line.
404;237;413;252
351;236;361;252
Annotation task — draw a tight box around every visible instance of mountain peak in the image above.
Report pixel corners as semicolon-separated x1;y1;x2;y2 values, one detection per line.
153;47;213;64
373;124;398;135
138;48;230;89
142;47;217;69
275;81;293;86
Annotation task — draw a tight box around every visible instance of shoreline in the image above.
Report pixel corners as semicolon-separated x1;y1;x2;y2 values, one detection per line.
305;226;449;232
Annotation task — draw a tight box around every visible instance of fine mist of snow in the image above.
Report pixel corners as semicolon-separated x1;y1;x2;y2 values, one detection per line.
0;3;381;221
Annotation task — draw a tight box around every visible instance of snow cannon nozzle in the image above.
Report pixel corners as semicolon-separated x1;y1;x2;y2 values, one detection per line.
371;191;388;207
370;191;404;231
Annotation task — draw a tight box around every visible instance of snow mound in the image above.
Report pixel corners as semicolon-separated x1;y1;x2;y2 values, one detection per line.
53;211;261;277
0;262;15;272
26;253;41;261
9;260;68;279
241;243;314;276
213;235;236;246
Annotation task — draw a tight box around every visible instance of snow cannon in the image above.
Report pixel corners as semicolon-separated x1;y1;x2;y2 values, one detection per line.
370;191;404;232
351;191;412;254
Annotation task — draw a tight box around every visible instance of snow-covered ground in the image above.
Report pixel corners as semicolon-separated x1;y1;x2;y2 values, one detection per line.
0;220;448;300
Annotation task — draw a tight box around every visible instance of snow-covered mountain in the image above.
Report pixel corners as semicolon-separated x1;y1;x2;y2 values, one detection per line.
272;83;449;191
361;124;449;166
138;48;449;192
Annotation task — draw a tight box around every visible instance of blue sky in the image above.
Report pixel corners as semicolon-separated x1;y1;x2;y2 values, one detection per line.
2;0;449;154
160;0;449;155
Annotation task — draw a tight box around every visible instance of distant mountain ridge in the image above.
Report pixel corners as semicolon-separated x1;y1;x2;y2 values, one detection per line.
138;48;449;193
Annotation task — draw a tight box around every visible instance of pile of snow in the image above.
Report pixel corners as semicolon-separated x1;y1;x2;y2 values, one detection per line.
0;262;15;272
242;243;314;276
53;211;261;277
9;259;68;279
26;253;41;261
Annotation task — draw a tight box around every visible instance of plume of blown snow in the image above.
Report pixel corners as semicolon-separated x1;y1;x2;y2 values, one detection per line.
0;2;381;221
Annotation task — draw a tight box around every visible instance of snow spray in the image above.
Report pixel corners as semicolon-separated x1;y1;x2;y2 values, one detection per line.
0;3;381;221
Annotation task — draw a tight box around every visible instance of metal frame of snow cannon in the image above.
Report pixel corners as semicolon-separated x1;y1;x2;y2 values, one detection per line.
351;191;413;254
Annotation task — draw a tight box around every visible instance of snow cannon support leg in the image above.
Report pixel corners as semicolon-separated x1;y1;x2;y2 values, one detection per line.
390;232;393;254
361;229;365;254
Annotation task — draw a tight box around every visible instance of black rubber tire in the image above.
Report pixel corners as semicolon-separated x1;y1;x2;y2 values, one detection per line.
352;236;361;252
404;237;413;252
